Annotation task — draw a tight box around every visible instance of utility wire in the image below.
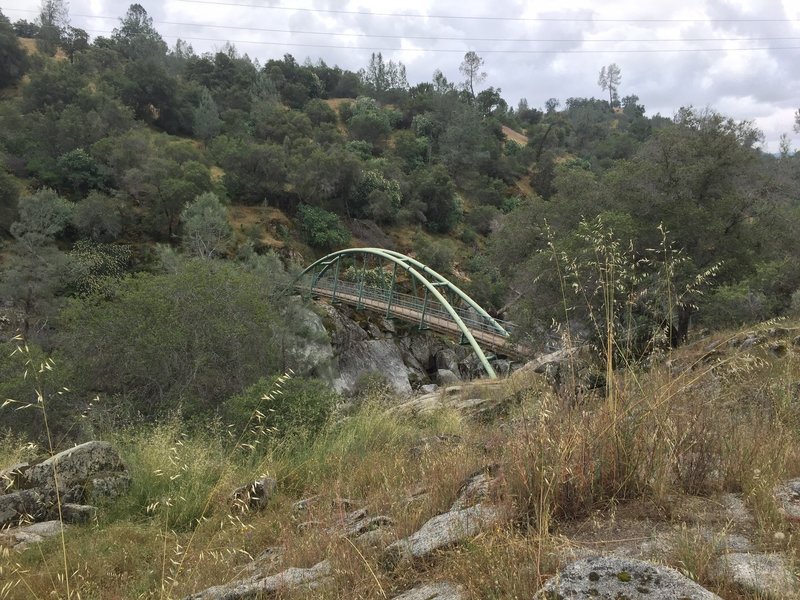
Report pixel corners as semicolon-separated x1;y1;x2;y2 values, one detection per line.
64;28;800;54
5;2;799;24
4;8;800;44
165;0;800;23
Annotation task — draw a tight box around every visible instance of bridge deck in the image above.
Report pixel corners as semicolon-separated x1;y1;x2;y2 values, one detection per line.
299;277;527;358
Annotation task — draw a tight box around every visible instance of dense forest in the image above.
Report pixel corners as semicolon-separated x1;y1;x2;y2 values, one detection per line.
2;3;800;440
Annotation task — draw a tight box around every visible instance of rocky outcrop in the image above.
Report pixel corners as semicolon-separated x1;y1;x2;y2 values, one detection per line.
182;560;331;600
538;556;722;599
320;303;512;396
393;582;464;600
713;552;798;599
383;504;503;570
0;441;129;528
392;382;517;420
382;467;504;570
334;338;413;396
0;520;64;551
283;304;334;379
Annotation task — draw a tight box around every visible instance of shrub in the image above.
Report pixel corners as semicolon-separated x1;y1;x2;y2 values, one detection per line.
11;188;74;242
72;191;125;241
57;259;296;418
297;203;350;250
223;376;338;438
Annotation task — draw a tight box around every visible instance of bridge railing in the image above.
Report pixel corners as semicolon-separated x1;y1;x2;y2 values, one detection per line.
297;275;513;339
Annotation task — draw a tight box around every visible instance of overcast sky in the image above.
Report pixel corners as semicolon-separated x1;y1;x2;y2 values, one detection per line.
3;0;800;151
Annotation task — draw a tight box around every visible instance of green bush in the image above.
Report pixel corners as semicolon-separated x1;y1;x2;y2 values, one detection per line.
297;203;350;250
223;376;339;438
57;259;295;418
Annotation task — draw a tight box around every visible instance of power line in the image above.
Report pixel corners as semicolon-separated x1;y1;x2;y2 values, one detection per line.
5;2;798;24
167;1;800;24
4;7;800;44
73;28;800;54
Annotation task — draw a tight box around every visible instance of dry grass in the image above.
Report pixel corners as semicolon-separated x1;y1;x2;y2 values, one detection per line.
2;324;799;599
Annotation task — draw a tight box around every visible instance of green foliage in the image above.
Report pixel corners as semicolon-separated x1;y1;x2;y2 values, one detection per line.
68;239;132;298
347;97;392;149
0;340;78;443
394;130;429;171
0;168;20;236
349;168;401;223
0;10;28;88
0;241;70;338
304;98;337;126
22;61;86;113
297;203;350;249
252;101;312;143
192;87;222;141
180;191;232;259
466;204;499;236
410;165;462;233
112;3;168;60
72;191;125;241
57;259;296;418
55;148;105;198
211;135;286;204
411;231;454;274
223;376;338;438
109;420;227;530
10;188;74;242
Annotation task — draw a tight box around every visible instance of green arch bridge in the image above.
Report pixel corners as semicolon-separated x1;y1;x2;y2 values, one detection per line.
296;248;525;379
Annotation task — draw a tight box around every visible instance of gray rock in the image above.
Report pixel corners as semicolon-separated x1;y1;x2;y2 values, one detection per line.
775;478;800;521
383;504;502;569
284;305;335;379
380;318;397;334
0;462;29;492
450;467;499;511
61;503;96;524
493;359;512;376
182;559;331;600
88;473;131;502
0;520;64;551
392;582;464;600
366;322;383;339
435;349;461;376
230;477;277;514
23;441;126;494
398;333;444;369
714;552;798;599
292;496;319;512
419;384;438;394
344;514;394;538
0;489;46;527
334;339;413;396
537;556;722;599
435;369;460;386
720;493;755;527
739;335;763;350
355;528;395;549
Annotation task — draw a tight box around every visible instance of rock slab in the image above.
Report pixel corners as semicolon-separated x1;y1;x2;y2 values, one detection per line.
393;582;464;600
183;559;331;600
383;504;502;568
714;552;798;599
537;556;722;599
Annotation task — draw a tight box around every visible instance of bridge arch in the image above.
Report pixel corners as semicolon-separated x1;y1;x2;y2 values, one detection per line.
296;247;511;379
